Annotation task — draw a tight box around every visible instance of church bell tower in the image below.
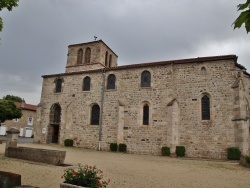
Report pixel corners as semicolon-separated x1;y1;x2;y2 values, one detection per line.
65;40;118;73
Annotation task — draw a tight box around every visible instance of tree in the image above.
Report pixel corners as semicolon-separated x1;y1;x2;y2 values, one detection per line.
0;100;22;124
0;0;19;32
3;94;22;102
233;0;250;33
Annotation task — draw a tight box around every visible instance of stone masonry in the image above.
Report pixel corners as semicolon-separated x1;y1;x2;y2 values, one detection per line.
35;40;250;159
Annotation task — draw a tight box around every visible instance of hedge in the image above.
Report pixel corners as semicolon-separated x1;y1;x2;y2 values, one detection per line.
64;139;73;147
110;143;118;152
161;146;170;156
176;146;185;157
118;143;127;152
227;147;241;160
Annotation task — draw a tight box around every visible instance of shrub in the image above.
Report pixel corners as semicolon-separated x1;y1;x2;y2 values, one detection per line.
118;143;127;152
110;143;118;152
64;139;74;147
246;155;250;164
161;146;170;156
176;146;186;157
62;164;110;187
227;147;241;160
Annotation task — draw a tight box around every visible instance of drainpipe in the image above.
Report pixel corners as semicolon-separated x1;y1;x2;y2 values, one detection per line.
99;67;106;151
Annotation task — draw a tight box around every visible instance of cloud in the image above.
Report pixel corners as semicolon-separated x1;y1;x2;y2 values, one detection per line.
0;0;249;104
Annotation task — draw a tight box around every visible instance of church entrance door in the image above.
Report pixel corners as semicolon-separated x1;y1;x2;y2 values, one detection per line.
52;125;59;143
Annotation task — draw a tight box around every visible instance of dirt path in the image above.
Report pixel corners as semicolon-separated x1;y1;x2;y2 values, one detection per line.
0;143;250;188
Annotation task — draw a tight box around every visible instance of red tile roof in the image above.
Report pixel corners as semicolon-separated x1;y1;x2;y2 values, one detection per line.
0;99;37;111
15;102;37;111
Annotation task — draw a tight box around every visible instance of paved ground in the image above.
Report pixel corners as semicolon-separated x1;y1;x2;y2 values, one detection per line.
0;136;33;143
0;143;250;188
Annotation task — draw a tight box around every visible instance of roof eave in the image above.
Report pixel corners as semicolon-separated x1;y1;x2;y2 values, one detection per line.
42;55;240;78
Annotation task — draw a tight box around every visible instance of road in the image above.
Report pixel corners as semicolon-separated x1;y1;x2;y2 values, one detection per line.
0;136;33;143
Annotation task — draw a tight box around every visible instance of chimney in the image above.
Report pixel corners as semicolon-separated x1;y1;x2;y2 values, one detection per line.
21;99;25;108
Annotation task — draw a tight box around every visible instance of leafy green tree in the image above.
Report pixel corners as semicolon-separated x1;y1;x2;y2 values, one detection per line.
233;0;250;33
0;100;22;124
0;0;19;32
3;95;22;102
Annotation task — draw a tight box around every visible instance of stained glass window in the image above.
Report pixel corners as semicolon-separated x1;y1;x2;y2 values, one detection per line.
91;104;100;125
107;74;116;90
83;76;91;91
202;95;210;120
143;104;149;125
141;71;151;87
201;67;206;75
55;79;62;93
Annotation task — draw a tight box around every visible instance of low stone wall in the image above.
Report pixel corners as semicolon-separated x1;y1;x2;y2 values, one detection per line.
7;146;66;165
60;183;87;188
0;171;21;188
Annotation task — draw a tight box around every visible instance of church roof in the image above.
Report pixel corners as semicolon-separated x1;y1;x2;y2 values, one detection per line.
42;54;249;77
108;55;239;70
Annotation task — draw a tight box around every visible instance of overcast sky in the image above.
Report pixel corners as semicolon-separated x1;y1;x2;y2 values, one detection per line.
0;0;249;105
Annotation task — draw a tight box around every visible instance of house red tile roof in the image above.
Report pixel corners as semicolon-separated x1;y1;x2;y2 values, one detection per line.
15;102;37;111
0;99;37;112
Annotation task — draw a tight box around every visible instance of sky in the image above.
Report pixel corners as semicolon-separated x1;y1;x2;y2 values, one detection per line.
0;0;249;105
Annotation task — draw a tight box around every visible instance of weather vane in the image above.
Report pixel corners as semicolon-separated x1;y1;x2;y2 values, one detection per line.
94;35;97;41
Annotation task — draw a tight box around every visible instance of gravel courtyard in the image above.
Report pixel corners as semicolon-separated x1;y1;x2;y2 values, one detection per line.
0;143;250;188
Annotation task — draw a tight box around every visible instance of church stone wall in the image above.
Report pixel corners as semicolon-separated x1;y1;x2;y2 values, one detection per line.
35;56;250;159
173;61;237;159
65;63;104;73
239;72;250;154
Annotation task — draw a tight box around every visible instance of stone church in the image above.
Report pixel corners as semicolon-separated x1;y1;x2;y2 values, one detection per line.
35;40;250;159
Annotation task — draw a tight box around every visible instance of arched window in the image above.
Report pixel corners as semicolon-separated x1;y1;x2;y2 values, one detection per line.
107;74;116;90
85;47;91;64
50;104;61;124
143;104;149;125
201;95;210;120
55;78;63;93
109;54;112;67
141;71;151;87
201;67;206;75
91;104;100;125
77;49;83;64
83;76;91;91
105;51;108;67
